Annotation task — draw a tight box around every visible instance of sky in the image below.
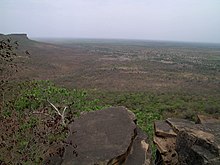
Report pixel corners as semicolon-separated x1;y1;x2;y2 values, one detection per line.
1;0;220;43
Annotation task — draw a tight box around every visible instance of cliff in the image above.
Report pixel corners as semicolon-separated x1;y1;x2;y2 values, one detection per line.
0;33;29;41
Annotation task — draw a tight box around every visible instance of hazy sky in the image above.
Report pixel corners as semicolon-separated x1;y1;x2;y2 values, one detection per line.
1;0;220;43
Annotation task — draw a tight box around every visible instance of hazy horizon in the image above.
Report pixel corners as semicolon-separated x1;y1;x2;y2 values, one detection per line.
31;37;220;45
1;0;220;43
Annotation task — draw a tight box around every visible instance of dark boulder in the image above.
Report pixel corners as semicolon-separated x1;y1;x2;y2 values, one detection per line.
47;106;151;165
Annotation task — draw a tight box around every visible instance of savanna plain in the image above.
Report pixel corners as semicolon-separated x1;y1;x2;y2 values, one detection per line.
1;35;220;164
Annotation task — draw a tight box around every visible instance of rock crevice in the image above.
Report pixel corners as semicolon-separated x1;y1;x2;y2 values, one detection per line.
154;115;220;165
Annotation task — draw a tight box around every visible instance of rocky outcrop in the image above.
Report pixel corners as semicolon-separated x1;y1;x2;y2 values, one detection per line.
154;115;220;165
45;107;220;165
0;33;29;40
46;106;151;165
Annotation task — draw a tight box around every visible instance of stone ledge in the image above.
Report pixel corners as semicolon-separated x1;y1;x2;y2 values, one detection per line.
154;115;220;165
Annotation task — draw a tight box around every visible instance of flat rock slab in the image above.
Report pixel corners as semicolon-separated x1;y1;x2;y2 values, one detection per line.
154;120;177;137
196;114;220;124
62;106;137;165
166;118;202;132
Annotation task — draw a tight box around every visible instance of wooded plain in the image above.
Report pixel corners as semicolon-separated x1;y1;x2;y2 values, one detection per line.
1;34;220;163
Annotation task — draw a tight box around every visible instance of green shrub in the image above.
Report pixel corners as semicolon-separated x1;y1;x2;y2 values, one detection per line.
0;80;106;164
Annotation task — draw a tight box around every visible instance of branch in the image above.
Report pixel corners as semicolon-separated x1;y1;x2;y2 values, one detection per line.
47;100;67;126
47;100;61;116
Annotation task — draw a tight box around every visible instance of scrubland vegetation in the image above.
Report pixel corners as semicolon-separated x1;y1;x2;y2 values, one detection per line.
1;80;105;164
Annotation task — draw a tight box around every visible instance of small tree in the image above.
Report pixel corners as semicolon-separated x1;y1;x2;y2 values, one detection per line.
0;37;29;108
0;38;18;86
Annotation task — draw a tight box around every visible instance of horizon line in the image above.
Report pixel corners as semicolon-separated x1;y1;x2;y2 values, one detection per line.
1;33;220;45
32;36;220;45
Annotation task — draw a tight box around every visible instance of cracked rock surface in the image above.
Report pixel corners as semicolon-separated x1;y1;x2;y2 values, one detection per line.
154;115;220;165
49;106;151;165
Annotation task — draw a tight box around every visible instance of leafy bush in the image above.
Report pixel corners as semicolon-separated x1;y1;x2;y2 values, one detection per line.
0;80;106;164
3;80;103;117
